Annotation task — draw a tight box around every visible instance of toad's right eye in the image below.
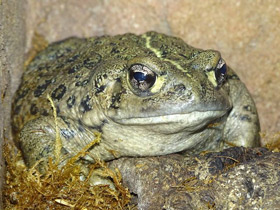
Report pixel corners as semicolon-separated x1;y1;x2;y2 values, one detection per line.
128;64;157;93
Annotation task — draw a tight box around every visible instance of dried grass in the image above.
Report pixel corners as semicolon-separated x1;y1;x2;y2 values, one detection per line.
3;136;132;209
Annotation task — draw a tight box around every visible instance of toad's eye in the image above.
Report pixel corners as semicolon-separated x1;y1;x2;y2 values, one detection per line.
133;72;147;81
129;64;157;92
215;59;227;86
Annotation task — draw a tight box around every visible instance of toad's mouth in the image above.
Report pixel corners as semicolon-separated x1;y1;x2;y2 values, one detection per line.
113;110;227;129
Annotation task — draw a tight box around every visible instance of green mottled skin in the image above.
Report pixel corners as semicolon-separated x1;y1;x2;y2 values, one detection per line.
12;31;260;168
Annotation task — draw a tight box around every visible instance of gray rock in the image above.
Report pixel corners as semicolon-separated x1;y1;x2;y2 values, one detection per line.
109;147;280;209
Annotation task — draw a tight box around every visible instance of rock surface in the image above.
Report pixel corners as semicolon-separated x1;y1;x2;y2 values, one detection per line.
110;147;280;209
0;0;25;207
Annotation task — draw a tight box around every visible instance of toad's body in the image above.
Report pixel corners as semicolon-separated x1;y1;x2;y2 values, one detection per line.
12;32;260;167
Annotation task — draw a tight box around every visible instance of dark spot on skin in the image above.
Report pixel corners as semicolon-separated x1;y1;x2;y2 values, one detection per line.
67;95;76;108
111;47;120;54
51;84;67;100
161;50;168;57
68;63;82;74
83;53;101;69
95;74;108;85
34;79;52;97
41;109;49;116
159;71;167;76
110;92;122;109
83;58;93;68
94;39;104;45
174;83;186;94
56;105;60;114
66;54;80;63
75;79;89;87
14;88;29;104
30;104;39;115
179;53;188;59
95;85;106;95
80;95;92;112
60;129;75;139
240;115;251;122
115;77;121;83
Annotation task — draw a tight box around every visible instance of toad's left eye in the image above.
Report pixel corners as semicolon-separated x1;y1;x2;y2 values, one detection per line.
215;59;227;86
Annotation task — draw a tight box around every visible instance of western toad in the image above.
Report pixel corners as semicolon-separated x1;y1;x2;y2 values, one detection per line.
12;31;260;168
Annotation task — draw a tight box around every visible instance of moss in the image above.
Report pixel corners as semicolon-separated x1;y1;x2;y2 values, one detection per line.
2;138;132;209
3;137;132;209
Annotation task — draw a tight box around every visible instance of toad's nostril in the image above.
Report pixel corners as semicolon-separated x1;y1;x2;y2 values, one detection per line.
174;83;186;93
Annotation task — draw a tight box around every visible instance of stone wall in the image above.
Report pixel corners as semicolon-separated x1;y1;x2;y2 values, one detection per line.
0;0;25;207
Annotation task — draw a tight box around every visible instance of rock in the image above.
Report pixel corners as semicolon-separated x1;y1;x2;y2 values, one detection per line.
109;147;280;209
